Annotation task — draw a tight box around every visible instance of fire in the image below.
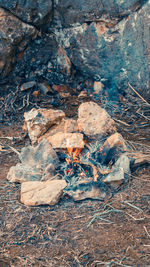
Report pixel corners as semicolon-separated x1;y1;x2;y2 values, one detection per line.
67;147;73;156
73;148;82;162
67;147;82;162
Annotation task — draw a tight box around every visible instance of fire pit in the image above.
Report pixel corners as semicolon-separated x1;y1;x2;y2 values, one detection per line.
7;101;132;206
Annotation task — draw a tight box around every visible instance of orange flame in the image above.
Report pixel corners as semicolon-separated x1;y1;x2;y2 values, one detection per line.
67;147;74;156
67;147;82;162
66;140;86;163
73;148;82;162
67;147;82;163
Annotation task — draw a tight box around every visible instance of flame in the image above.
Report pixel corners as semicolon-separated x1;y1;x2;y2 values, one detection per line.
67;147;82;162
66;140;86;163
67;147;73;156
73;148;82;162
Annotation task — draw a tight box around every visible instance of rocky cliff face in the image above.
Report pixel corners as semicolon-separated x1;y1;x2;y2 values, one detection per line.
54;0;150;97
0;0;149;98
0;0;53;27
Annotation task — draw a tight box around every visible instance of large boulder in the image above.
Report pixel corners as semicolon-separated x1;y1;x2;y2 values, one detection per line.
56;0;142;28
55;1;150;98
0;8;37;79
0;0;53;28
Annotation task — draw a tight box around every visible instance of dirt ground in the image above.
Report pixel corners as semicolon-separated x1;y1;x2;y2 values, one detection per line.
0;89;150;267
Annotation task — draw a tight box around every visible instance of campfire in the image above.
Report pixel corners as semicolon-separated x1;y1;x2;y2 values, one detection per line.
7;101;132;206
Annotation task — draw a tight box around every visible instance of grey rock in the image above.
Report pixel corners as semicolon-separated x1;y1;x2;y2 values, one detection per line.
20;81;36;91
56;0;142;28
7;139;59;183
103;154;130;183
15;35;73;85
0;0;53;28
7;164;42;183
20;180;67;206
20;139;59;168
56;1;150;98
115;154;130;174
0;8;37;79
103;168;124;183
64;180;109;201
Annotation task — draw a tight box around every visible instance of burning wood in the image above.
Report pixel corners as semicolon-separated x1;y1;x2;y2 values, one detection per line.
66;140;113;183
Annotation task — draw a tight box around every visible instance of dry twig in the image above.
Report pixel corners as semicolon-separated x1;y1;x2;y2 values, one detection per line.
128;83;150;106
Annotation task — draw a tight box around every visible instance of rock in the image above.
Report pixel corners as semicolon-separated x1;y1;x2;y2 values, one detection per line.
93;81;104;95
52;84;69;92
20;180;67;206
7;139;59;183
64;180;109;201
115;154;130;174
103;168;124;183
21;81;36;91
0;0;53;28
129;152;150;169
47;132;85;149
52;84;71;97
32;90;40;98
14;35;73;85
78;91;88;98
57;45;72;76
103;154;130;184
101;132;127;164
24;108;65;143
0;8;37;79
20;139;59;168
7;164;42;183
38;118;78;143
59;92;70;98
41;164;57;181
56;0;142;28
77;102;116;139
55;1;150;98
37;81;53;95
103;133;127;151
